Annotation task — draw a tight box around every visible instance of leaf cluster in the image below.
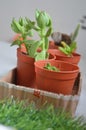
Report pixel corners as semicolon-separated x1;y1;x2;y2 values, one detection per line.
59;41;77;56
51;24;80;49
11;9;53;61
58;24;80;56
11;17;34;40
70;24;80;42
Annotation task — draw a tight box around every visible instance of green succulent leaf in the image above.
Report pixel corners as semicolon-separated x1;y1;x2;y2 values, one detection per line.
19;17;25;26
26;30;33;36
11;18;25;34
14;21;23;33
46;27;52;37
28;41;42;57
35;9;40;21
11;18;21;33
71;24;80;42
70;41;77;52
43;12;50;26
36;13;45;28
35;50;46;61
25;17;35;29
59;47;69;55
59;41;77;56
36;10;51;29
11;39;23;47
47;18;52;27
44;63;60;72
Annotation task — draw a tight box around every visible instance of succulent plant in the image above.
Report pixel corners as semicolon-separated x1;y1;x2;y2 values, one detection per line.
59;41;77;56
11;9;53;61
51;24;80;47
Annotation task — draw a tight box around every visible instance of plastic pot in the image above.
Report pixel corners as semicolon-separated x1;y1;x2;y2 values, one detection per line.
48;49;81;65
34;60;79;95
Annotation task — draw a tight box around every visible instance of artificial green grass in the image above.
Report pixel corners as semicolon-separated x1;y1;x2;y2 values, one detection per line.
0;98;86;130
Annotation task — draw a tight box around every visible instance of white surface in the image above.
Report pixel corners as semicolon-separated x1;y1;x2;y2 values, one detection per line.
0;42;17;77
0;125;15;130
0;42;86;118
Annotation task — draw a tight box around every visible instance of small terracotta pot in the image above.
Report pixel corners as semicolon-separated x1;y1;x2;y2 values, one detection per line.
17;48;35;87
34;60;79;95
48;49;81;65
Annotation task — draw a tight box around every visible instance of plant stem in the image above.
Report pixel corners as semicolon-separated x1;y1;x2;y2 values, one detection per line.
41;29;45;50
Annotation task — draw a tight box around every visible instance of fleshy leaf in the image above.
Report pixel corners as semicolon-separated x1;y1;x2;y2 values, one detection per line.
35;50;46;61
59;47;69;55
71;24;80;42
70;41;77;52
29;41;42;57
46;27;52;37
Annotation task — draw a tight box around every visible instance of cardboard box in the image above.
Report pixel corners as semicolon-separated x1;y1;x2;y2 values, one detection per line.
0;68;81;116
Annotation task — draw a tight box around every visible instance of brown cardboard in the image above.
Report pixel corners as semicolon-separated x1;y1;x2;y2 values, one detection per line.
0;68;81;116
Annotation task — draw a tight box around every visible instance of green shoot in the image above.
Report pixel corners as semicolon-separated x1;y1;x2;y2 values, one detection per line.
44;63;60;72
59;41;77;56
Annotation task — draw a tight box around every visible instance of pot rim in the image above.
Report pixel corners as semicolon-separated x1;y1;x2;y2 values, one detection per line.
34;60;79;74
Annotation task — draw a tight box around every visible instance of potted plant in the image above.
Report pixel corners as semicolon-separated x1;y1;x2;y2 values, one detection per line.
54;41;81;64
11;9;53;87
50;24;80;48
34;60;79;95
48;24;81;64
0;98;86;130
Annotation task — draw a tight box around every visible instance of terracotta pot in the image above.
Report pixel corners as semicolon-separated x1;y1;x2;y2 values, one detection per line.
49;41;58;49
48;49;59;55
17;48;35;87
21;44;27;54
17;48;55;87
48;49;81;65
34;60;79;95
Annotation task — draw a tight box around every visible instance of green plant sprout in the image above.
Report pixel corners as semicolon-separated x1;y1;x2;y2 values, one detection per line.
58;24;81;56
51;24;80;47
58;41;77;56
11;17;34;47
11;9;53;61
44;62;60;72
70;24;80;42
